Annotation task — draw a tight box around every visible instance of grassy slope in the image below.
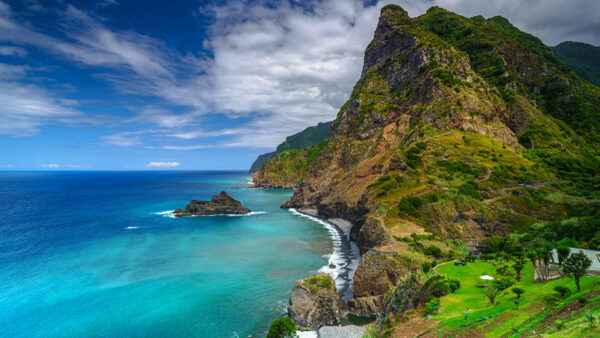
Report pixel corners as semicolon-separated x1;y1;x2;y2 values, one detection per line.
431;261;600;337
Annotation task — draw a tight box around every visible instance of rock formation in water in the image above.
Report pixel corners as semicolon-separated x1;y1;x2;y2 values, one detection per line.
173;191;251;217
287;274;344;329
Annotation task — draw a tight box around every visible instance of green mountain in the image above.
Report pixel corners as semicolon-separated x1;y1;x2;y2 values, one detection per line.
261;5;600;335
248;121;331;173
554;41;600;87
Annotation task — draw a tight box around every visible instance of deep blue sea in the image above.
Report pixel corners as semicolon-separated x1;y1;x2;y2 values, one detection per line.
0;171;335;337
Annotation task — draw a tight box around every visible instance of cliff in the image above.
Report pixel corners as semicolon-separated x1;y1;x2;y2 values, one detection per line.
248;121;332;173
284;5;599;249
271;5;600;328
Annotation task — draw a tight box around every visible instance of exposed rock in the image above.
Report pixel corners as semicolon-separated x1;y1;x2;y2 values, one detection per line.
288;274;344;329
346;295;384;318
354;216;392;254
352;252;406;298
173;191;251;217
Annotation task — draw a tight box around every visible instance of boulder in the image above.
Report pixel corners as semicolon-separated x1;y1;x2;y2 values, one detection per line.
173;191;251;217
288;274;344;329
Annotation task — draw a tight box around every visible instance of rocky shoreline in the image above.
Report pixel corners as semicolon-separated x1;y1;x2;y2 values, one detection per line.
290;209;361;302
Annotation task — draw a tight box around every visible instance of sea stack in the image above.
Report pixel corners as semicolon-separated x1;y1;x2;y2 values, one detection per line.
174;191;251;217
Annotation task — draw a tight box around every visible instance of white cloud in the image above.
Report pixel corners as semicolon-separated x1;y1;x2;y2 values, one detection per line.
0;79;95;136
41;163;59;168
0;45;27;57
147;161;180;168
1;0;598;149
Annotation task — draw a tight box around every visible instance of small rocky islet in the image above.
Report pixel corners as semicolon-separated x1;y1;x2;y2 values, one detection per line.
173;191;251;217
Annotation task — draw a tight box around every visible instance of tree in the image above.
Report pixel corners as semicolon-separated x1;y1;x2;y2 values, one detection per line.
486;235;505;253
266;317;296;338
563;251;592;291
553;285;571;297
483;286;500;305
512;262;524;281
556;246;570;267
511;287;525;299
526;250;537;268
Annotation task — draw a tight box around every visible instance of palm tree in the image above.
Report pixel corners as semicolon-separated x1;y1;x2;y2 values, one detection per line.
483;286;500;305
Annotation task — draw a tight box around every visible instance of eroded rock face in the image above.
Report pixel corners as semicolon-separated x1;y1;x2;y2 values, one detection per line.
173;191;251;217
346;295;384;318
352;252;405;298
288;274;344;329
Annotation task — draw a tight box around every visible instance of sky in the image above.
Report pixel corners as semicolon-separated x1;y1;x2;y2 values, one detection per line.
0;0;598;170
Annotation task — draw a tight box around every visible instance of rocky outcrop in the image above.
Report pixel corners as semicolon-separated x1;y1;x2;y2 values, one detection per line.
173;191;251;217
346;295;384;318
352;252;407;298
354;216;391;254
288;274;344;329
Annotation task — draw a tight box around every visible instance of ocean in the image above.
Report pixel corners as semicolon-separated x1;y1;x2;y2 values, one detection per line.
0;171;345;337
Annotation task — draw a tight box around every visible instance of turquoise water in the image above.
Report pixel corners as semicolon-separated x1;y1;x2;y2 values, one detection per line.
0;171;333;337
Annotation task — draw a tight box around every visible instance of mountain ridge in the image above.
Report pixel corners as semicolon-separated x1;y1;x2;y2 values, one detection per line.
248;121;331;173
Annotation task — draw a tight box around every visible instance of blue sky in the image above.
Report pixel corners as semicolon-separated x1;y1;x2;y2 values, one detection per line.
1;0;598;170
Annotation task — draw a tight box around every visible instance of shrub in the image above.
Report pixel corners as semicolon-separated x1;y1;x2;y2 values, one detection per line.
448;279;461;292
425;245;442;257
458;181;482;200
584;311;597;328
493;276;516;291
554;319;565;330
430;280;451;297
511;287;525;299
483;286;500;305
266;317;296;338
553;285;571;298
363;323;382;338
397;197;423;217
422;261;432;273
577;296;587;304
424;298;440;315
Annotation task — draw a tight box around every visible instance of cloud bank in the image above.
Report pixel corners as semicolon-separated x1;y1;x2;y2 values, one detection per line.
1;0;598;151
147;161;181;168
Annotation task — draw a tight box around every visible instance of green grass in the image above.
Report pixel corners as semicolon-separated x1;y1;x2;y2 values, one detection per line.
433;260;599;336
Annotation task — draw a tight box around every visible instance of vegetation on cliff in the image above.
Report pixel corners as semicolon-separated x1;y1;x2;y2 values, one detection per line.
249;121;331;173
251;138;328;188
553;41;600;87
264;4;600;333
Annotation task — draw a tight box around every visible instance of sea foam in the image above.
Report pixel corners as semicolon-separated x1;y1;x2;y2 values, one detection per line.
289;208;361;301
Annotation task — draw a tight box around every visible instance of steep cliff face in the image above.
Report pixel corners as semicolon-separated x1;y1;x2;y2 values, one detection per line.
283;5;599;257
251;138;328;189
248;121;332;173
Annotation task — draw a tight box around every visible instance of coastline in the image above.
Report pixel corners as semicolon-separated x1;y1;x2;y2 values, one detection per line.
289;208;361;302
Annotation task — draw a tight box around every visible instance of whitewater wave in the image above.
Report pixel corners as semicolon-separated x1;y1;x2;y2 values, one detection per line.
155;210;176;218
124;226;140;230
289;208;361;301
